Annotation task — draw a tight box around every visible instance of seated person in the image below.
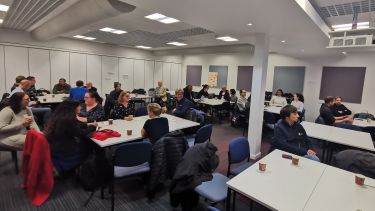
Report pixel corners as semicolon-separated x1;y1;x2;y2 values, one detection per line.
69;80;87;101
229;89;237;103
109;91;135;120
173;89;194;118
319;96;352;126
0;92;39;150
53;78;71;94
11;75;26;92
196;84;209;99
291;93;304;113
85;82;97;92
183;85;194;102
9;80;31;97
44;99;97;173
332;96;352;117
237;89;248;113
270;89;287;106
104;82;122;117
78;91;106;123
141;103;169;144
218;85;230;101
271;105;319;161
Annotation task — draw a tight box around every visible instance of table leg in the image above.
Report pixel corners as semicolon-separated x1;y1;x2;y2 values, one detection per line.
226;188;232;211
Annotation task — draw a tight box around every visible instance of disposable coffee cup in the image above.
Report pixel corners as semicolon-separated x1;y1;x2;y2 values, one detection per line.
292;157;299;165
259;162;266;172
355;174;365;186
52;94;55;98
108;119;113;125
367;118;372;123
127;129;132;136
43;98;47;102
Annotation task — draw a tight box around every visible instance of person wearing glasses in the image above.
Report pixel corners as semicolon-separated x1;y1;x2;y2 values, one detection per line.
110;91;135;120
78;90;105;123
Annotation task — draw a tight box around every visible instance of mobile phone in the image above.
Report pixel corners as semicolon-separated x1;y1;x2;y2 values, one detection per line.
282;154;292;159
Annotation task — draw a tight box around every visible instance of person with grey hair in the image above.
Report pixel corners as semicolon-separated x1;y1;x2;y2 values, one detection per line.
173;88;194;118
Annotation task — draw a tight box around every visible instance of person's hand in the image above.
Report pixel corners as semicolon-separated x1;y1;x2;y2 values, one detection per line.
125;115;133;121
88;121;98;127
307;149;316;155
345;116;353;123
172;108;176;113
22;117;33;127
76;115;87;123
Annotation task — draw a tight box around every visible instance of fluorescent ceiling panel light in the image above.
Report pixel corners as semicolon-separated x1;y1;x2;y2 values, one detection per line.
0;19;3;24
112;30;127;34
332;22;369;31
281;40;286;43
167;42;187;46
136;45;152;49
216;36;238;41
73;35;85;38
0;4;9;12
145;13;166;20
216;36;232;40
158;17;180;24
84;37;96;40
247;23;253;26
100;27;115;32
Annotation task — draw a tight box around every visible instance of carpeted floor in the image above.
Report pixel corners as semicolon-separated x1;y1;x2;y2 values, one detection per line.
0;123;273;211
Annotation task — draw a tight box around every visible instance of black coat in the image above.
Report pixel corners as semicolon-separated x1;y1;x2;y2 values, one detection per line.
333;149;375;179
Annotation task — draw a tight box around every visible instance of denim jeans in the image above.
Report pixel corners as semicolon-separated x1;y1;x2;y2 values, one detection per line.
303;154;320;162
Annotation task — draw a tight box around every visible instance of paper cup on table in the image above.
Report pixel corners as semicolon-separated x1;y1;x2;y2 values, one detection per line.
108;119;114;125
127;129;132;136
259;162;266;172
355;174;365;186
292;157;299;165
43;98;47;102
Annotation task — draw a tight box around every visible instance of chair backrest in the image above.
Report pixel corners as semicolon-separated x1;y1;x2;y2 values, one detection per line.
299;109;306;122
137;89;146;95
263;111;276;124
195;124;213;145
363;126;375;142
135;106;148;117
315;116;326;125
336;124;363;132
228;137;250;164
115;142;152;167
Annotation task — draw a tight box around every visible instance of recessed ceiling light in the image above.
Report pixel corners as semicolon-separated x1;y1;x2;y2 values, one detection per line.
247;23;253;26
145;13;166;20
0;19;3;24
281;40;286;43
158;17;180;24
167;42;187;46
100;27;115;32
73;35;85;39
136;46;152;49
332;22;369;31
0;4;9;12
112;30;127;34
216;36;239;42
84;37;96;40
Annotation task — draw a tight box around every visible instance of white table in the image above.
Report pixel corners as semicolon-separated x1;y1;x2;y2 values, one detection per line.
196;98;227;106
129;94;153;100
264;105;282;114
226;149;326;211
91;114;199;147
352;118;375;128
303;166;375;211
38;94;69;104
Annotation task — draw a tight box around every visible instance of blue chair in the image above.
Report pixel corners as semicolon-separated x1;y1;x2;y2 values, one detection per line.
227;137;253;177
187;124;213;147
336;124;362;131
110;142;152;211
194;173;229;205
135;106;148;117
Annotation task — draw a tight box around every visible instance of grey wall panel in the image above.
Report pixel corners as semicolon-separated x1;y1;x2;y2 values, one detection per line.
29;48;51;90
70;53;87;85
237;66;253;91
0;45;6;96
186;65;202;86
50;51;70;85
4;46;29;92
87;54;102;95
273;66;305;94
319;66;366;103
209;65;228;88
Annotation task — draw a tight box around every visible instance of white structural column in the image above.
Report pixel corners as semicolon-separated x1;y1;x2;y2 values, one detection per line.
248;34;269;159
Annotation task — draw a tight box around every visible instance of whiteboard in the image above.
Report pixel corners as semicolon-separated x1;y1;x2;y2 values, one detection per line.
102;56;119;95
4;46;29;92
50;50;70;86
119;58;134;92
87;54;102;95
162;62;171;90
70;53;87;85
0;45;6;96
154;62;163;87
134;59;145;89
29;48;51;90
144;60;154;91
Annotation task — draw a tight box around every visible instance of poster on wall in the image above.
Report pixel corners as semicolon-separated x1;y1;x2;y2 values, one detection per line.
207;72;218;87
208;65;228;88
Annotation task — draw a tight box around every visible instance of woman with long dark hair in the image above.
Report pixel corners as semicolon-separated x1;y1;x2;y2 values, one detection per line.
78;90;105;123
44;99;97;173
0;92;39;150
270;89;287;106
196;84;209;99
291;93;304;112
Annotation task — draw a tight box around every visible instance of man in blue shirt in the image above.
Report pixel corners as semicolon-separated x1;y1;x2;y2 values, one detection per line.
69;80;87;102
271;105;319;161
173;88;194;118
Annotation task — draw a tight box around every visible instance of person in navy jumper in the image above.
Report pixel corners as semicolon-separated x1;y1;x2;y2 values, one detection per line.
69;80;87;102
173;88;194;118
271;105;319;161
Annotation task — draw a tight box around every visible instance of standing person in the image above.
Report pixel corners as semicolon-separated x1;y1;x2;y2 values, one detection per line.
109;91;135;120
141;103;169;144
270;89;287;106
332;96;352;117
0;92;39;150
52;78;71;94
183;85;194;102
271;105;319;161
11;75;26;92
196;84;209;99
173;89;194;118
9;80;31;97
104;82;122;117
291;93;304;113
218;85;230;101
78;91;105;123
229;89;237;103
69;80;87;102
319;96;352;126
44;99;97;173
155;81;168;113
85;82;97;92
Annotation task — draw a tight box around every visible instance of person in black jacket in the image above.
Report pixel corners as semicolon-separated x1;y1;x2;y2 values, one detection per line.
218;85;230;101
44;99;97;173
196;84;209;99
104;82;122;117
332;96;352;117
319;96;352;126
183;85;194;102
271;105;319;161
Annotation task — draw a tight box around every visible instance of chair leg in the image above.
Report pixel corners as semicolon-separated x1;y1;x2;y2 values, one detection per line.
231;192;236;211
111;180;115;211
83;190;96;207
11;151;19;174
100;186;105;199
249;199;254;211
